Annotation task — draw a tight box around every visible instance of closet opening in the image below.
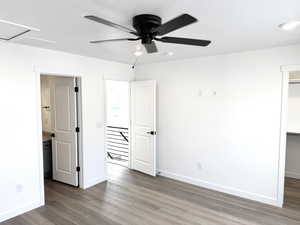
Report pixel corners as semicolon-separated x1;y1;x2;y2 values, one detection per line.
284;71;300;208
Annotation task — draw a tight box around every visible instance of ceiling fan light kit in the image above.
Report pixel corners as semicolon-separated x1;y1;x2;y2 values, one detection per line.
134;50;143;57
85;13;211;55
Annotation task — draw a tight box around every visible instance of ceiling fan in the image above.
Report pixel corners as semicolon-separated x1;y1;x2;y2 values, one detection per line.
84;14;211;54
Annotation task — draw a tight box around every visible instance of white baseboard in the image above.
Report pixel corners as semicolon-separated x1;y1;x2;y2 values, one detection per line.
0;200;43;223
158;170;280;207
286;171;300;179
83;176;107;189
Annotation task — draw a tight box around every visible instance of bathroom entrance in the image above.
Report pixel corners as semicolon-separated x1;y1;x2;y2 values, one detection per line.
40;74;82;187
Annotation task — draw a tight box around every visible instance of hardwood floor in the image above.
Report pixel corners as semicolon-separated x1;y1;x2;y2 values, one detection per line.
2;164;300;225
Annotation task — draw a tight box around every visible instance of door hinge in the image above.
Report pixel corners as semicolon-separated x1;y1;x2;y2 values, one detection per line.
74;86;79;92
76;166;80;172
147;131;157;135
75;127;80;132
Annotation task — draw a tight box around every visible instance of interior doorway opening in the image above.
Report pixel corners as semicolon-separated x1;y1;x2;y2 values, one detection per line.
284;71;300;209
40;74;82;193
105;79;157;177
105;80;130;168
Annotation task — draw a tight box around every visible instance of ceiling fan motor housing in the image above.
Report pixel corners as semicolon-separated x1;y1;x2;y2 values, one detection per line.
133;14;162;44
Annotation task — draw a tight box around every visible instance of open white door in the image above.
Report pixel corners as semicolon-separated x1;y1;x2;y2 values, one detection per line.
51;77;78;186
131;80;156;176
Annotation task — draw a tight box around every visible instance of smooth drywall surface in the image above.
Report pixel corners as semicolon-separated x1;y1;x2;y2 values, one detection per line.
0;42;134;222
135;44;300;206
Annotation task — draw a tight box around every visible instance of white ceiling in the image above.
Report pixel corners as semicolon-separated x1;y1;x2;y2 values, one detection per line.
1;0;300;64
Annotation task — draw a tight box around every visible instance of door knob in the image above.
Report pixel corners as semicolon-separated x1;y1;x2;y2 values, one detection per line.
147;131;156;135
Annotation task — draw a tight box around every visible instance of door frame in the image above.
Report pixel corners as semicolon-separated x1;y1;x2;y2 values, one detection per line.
103;79;132;169
278;64;300;207
35;70;84;205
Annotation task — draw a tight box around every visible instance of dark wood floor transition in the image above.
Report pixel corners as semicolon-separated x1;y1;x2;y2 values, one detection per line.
2;164;300;225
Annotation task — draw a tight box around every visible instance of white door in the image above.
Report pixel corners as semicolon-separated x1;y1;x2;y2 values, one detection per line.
51;77;78;186
131;80;156;176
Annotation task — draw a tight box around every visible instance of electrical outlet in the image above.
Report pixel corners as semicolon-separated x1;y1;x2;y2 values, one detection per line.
16;184;23;193
197;162;202;170
198;89;203;96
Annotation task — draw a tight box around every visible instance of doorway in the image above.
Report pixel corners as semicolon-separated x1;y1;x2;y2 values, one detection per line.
281;70;300;208
105;79;158;177
40;74;81;190
105;80;130;168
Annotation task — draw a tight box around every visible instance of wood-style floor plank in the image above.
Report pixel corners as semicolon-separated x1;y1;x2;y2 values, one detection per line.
2;164;300;225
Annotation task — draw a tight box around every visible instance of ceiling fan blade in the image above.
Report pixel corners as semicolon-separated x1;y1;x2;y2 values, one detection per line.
156;37;211;46
85;15;137;35
144;41;158;53
154;14;197;36
90;38;139;44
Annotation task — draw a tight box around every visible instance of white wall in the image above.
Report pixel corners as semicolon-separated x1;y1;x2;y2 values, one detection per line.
0;42;134;222
135;44;300;206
